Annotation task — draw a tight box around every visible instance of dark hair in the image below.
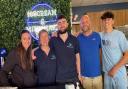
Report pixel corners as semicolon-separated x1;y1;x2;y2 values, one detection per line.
57;14;67;20
83;12;88;15
101;11;114;20
17;30;33;70
38;29;48;39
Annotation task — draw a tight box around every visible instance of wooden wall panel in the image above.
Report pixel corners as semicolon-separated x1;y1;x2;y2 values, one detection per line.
71;24;80;36
125;9;128;25
72;9;128;33
88;12;102;32
112;10;126;27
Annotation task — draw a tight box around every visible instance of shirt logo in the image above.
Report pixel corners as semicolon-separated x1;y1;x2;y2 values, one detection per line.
92;38;96;40
67;43;73;48
50;54;56;60
102;40;111;46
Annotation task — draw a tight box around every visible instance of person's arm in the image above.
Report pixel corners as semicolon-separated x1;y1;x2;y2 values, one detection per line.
32;47;39;60
75;38;82;82
99;34;102;66
108;51;128;77
108;32;128;77
0;71;9;86
76;53;82;84
49;37;55;51
100;48;102;65
0;50;16;86
33;56;37;74
51;32;58;37
76;53;81;77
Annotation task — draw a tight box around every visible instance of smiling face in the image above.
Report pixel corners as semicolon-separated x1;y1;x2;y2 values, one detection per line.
102;18;114;30
21;32;31;50
80;15;91;32
101;11;114;31
39;31;49;46
57;18;68;33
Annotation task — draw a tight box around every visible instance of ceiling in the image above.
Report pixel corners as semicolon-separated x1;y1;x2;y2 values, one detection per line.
71;0;128;7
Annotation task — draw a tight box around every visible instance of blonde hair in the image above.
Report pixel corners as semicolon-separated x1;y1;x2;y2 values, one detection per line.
38;29;48;39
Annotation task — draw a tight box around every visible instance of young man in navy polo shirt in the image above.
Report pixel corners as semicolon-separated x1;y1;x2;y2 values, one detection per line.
77;14;103;89
50;15;81;88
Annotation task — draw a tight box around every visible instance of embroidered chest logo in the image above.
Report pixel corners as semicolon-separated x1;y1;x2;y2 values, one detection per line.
67;43;73;48
92;38;96;41
50;54;56;60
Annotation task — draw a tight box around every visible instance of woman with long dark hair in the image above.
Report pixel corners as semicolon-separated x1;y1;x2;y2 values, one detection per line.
0;30;36;88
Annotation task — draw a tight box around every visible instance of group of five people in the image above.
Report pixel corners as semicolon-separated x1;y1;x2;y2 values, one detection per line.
0;11;128;89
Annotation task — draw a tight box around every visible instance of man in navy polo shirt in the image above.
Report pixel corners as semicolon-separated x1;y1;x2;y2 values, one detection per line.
50;15;81;88
77;13;103;89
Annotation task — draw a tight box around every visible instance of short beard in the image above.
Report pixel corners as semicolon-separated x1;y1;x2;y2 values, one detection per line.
58;29;67;34
82;27;90;32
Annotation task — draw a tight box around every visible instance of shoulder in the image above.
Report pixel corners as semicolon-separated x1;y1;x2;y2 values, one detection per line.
8;48;17;57
113;29;124;36
6;48;19;62
77;33;83;38
93;32;101;39
113;30;127;42
50;37;57;41
77;34;84;43
68;34;80;47
98;32;104;38
98;31;103;35
69;34;77;40
69;34;79;43
50;37;58;44
110;30;125;40
93;32;101;37
34;47;40;55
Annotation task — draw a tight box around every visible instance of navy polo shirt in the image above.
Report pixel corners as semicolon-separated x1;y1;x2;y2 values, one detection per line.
34;47;56;86
77;32;101;77
50;33;80;83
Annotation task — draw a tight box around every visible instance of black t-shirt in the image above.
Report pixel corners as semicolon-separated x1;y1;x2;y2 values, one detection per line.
34;47;56;86
50;33;80;83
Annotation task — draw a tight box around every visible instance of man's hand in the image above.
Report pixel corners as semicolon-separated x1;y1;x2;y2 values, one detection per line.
78;75;83;84
31;47;39;60
31;50;36;60
108;66;118;77
108;51;128;77
51;32;57;37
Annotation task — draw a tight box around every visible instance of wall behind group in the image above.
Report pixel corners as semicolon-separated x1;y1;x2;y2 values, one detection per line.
72;2;128;36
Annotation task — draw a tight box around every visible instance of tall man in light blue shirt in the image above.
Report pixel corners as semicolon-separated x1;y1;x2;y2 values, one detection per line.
100;11;128;89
